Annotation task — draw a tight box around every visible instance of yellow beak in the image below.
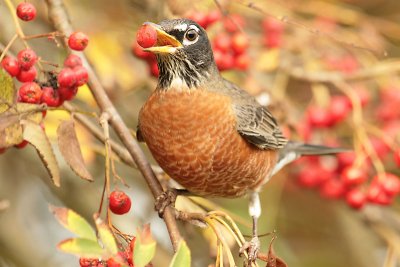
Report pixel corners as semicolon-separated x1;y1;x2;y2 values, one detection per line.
142;22;182;54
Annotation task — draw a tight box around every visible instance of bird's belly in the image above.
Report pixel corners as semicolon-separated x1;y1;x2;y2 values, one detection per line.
138;89;277;197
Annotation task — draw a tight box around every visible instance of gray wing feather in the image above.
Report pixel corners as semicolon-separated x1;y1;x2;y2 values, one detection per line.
222;79;287;150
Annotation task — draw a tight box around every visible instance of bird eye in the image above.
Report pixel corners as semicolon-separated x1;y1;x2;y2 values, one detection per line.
184;29;198;42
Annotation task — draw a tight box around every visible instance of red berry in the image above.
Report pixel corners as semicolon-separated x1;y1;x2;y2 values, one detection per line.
1;57;20;76
346;189;366;209
15;140;28;149
394;149;400;167
58;68;77;87
64;54;82;68
231;33;249;55
379;173;400;196
341;166;367;186
376;102;399;122
18;82;42;104
234;54;250;70
58;86;78;101
320;179;346;199
109;190;131;215
79;258;100;267
367;181;393;205
263;18;284;33
106;258;121;267
41;87;61;107
213;34;231;53
297;168;321;188
223;14;245;33
369;137;390;159
264;33;282;48
214;51;234;71
307;106;333;128
16;2;36;21
206;10;221;26
73;66;89;86
149;61;159;77
16;66;37;82
337;152;356;170
329;95;351;124
188;12;209;29
137;24;158;48
17;48;37;70
380;86;400;105
68;32;89;51
132;42;155;61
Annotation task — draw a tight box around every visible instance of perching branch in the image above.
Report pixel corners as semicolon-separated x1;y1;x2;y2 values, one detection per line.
44;0;182;251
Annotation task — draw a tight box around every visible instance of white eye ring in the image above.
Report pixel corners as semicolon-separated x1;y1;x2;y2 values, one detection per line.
183;26;199;45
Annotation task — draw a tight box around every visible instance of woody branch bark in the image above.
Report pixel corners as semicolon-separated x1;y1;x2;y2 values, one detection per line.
44;0;182;251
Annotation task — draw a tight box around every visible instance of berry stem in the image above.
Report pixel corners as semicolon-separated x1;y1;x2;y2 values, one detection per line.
23;31;64;40
98;112;112;217
363;122;398;149
335;81;386;176
39;59;60;67
3;0;29;48
0;34;18;63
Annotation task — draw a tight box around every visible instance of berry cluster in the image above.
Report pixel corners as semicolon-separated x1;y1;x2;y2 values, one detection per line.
79;237;136;267
190;12;251;71
293;83;400;209
0;2;90;152
262;18;285;49
1;53;88;107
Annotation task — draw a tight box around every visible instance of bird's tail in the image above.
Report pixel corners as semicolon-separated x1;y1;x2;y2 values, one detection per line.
283;142;349;156
271;141;349;176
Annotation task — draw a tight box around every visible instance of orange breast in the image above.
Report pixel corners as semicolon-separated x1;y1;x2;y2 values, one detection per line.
138;89;277;197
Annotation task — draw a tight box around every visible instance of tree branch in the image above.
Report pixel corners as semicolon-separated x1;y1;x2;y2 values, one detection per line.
44;0;182;251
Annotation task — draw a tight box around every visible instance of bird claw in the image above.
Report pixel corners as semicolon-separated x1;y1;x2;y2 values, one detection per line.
154;189;178;217
239;236;260;266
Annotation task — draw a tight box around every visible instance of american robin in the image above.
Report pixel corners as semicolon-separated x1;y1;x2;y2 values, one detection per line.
137;18;346;264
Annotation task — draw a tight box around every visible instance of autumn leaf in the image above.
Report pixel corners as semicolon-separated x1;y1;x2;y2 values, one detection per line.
58;238;104;258
57;120;93;181
0;69;15;113
0;103;43;148
49;206;97;241
169;240;191;267
134;224;156;267
22;120;60;187
94;214;118;257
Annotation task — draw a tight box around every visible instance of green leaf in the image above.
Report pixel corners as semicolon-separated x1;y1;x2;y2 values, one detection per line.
94;214;118;256
0;69;15;113
134;224;156;267
49;206;97;241
57;238;104;258
22;120;60;186
169;240;191;267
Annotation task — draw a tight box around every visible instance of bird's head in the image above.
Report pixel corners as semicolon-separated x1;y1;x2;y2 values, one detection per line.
143;19;218;90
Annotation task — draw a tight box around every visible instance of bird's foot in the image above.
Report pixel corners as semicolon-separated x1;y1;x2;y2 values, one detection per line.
154;189;178;217
239;236;260;266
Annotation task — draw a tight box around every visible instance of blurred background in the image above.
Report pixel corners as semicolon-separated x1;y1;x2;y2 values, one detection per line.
1;0;400;266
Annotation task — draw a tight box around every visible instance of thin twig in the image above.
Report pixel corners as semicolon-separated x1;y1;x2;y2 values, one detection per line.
0;34;18;63
44;0;182;251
